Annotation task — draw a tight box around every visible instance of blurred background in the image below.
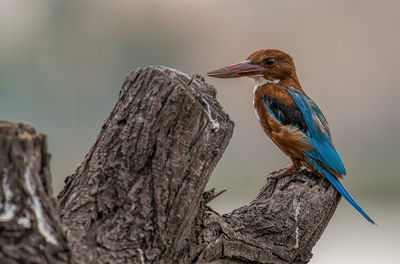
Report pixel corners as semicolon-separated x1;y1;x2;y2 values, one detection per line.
1;0;399;262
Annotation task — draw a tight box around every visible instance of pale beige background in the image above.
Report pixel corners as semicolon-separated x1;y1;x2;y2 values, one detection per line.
1;1;399;263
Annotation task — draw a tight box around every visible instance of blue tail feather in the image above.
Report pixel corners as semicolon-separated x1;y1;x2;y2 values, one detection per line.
308;158;376;225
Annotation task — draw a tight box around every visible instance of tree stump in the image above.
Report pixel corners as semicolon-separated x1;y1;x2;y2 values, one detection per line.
1;66;341;264
0;122;70;263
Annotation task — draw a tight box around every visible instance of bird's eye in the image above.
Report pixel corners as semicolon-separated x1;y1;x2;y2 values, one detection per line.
265;58;275;66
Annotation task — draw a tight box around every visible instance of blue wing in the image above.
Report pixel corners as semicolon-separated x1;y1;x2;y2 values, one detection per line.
285;88;346;175
285;87;375;224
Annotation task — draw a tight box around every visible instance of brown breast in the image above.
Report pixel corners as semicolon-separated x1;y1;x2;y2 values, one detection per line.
253;84;313;159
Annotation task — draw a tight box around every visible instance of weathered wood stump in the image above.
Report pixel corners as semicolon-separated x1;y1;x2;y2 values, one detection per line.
1;66;341;264
0;122;70;263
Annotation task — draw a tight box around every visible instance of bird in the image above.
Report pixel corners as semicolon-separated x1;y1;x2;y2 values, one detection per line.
207;49;375;224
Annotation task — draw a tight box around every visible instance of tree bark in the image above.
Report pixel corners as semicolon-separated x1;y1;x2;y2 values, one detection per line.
0;122;70;264
0;66;341;264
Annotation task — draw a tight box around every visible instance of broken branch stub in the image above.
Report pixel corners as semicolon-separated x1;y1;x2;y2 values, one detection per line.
57;66;234;263
0;121;70;264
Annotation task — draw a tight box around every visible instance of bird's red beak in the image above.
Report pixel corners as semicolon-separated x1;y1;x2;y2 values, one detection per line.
207;60;264;78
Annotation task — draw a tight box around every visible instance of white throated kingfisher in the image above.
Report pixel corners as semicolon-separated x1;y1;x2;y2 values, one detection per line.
207;49;375;224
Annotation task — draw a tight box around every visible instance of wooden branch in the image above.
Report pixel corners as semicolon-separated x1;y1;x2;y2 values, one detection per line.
56;66;341;264
0;122;70;263
188;170;341;264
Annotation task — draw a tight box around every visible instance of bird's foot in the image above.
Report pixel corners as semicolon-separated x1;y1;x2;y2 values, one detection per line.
269;164;297;179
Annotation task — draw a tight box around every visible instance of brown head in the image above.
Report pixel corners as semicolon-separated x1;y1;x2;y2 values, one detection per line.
207;49;301;89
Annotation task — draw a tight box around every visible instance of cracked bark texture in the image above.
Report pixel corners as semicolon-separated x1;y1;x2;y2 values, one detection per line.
57;66;341;264
0;122;70;264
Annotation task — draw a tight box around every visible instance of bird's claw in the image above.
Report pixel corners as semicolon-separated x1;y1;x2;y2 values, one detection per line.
269;164;297;179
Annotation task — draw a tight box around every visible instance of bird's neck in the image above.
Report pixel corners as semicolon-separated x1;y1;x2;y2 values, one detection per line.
252;75;303;92
253;75;280;88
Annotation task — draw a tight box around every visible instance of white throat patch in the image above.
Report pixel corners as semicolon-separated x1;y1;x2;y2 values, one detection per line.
251;76;280;121
251;75;280;88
